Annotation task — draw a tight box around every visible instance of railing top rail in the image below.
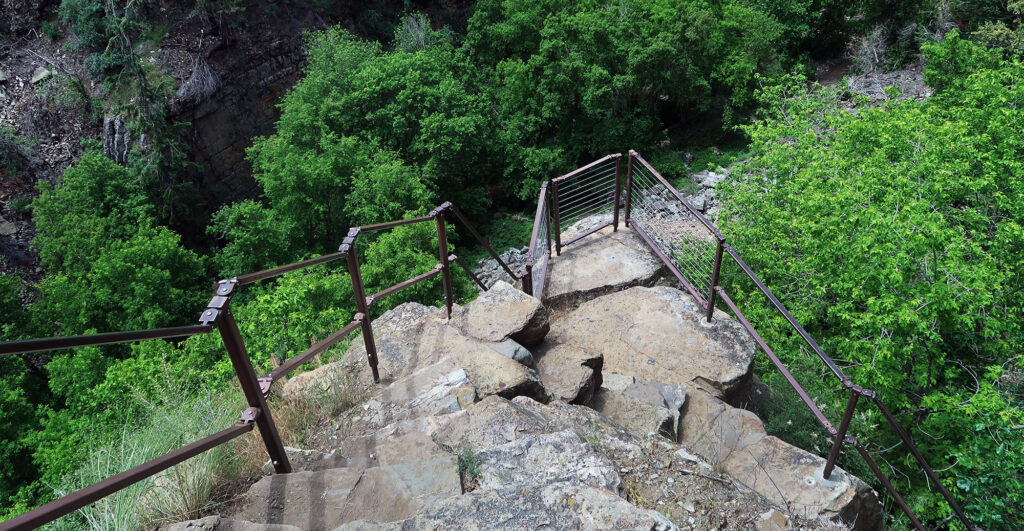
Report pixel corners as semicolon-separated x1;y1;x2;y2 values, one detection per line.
628;150;722;239
553;153;621;183
721;244;849;383
357;214;435;232
0;324;214;357
234;251;348;286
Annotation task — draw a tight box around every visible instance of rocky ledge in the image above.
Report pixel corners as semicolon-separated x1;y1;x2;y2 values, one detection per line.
167;228;881;531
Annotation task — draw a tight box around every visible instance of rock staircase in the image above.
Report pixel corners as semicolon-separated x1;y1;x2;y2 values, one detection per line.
167;226;882;531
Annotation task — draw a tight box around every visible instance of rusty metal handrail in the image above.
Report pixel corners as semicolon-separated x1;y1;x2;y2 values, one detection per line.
622;150;978;530
0;204;503;530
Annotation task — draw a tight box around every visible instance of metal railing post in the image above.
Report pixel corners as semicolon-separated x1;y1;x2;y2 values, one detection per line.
624;151;634;227
705;237;725;322
522;264;533;296
341;229;380;383
823;387;860;479
434;208;455;319
551;180;562;255
612;155;622;231
200;282;291;474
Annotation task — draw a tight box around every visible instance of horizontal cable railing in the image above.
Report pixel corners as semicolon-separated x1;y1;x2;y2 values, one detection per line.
0;202;518;531
550;153;623;254
622;150;977;531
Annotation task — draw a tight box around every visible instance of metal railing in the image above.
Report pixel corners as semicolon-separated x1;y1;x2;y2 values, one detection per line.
522;182;553;299
613;150;978;531
550;153;623;254
0;203;515;531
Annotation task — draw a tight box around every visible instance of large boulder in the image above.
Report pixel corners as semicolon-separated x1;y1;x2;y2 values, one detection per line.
591;388;676;440
543;226;665;310
337;304;548;402
680;388;882;530
543;286;755;400
476;430;621;492
232;456;460;530
163;516;301;530
451;280;550;347
336;482;678;531
334;357;476;436
534;344;603;404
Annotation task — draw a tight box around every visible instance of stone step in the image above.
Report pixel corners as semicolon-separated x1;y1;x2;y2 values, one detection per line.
230;456;461;530
533;343;603;404
336;482;678;531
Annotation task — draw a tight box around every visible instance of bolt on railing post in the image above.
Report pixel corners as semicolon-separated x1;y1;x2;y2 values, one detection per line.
201;290;291;474
342;230;380;383
612;155;622;232
824;387;860;479
705;237;725;322
624;151;634;227
435;209;455;319
551;180;562;256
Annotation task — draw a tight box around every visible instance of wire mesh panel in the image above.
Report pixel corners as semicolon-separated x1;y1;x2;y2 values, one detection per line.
552;155;620;246
628;152;719;306
527;182;552;299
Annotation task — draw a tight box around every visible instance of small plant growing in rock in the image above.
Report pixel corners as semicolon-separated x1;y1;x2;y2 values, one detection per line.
456;437;482;490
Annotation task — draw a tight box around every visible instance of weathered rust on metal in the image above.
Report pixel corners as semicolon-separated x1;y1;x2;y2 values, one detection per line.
0;422;255;531
452;254;487;291
630;219;707;307
721;244;848;381
447;203;518;280
714;287;835;432
368;265;443;306
358;214;435;232
522;263;533;295
559;221;613;248
852;441;926;530
629;151;722;239
624;151;634;227
341;228;380;383
0;325;213;356
209;303;291;474
612;156;622;231
551;179;562;256
871;396;978;530
268;317;363;384
234;251;347;286
435;212;454;319
823;389;860;479
552;153;621;183
705;238;725;322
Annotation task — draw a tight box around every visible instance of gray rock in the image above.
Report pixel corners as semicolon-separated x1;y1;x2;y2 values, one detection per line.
260;447;365;476
0;70;9;83
476;430;620;492
333;357;476;435
591;387;676;439
542;286;755;400
451;280;550;347
337;305;549;403
334;430;450;467
30;66;49;84
486;338;535;368
0;217;17;236
235;456;460;529
601;372;635;392
543;225;665;310
162;515;301;530
335;482;678;530
534;344;603;404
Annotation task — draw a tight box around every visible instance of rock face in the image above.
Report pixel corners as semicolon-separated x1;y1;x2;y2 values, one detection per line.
543;225;665;310
451;280;550;347
542;285;755;401
680;388;882;529
170;226;883;531
319;303;548;403
338;483;679;531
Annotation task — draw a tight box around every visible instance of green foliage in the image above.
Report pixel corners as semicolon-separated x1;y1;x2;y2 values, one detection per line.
57;0;106;49
0;124;34;172
40;20;63;41
207;200;296;278
455;437;482;481
720;34;1024;528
